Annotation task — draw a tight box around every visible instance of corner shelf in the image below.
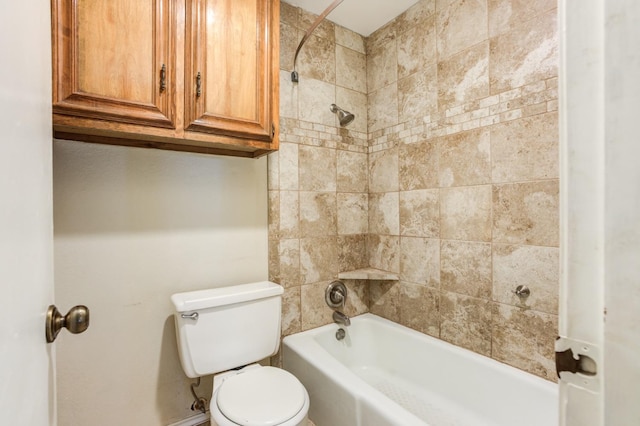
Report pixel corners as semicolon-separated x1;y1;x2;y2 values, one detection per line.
337;267;399;281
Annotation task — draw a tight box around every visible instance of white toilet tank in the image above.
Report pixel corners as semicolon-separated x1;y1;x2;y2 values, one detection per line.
171;281;284;378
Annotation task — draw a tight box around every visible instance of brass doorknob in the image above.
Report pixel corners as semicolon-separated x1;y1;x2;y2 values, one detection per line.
46;304;90;343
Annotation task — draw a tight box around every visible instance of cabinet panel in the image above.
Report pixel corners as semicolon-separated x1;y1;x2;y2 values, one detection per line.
185;0;275;142
52;0;176;128
206;0;257;121
77;1;154;103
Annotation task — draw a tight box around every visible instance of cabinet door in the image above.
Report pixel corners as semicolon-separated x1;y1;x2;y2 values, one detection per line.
185;0;277;143
52;0;176;128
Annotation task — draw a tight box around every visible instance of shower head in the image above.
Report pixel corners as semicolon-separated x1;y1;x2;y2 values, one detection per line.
330;104;355;127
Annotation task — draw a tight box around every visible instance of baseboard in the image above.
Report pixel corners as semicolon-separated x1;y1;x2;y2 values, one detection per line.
167;412;209;426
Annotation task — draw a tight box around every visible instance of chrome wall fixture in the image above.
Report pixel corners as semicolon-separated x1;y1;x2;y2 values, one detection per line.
291;0;344;82
325;280;351;329
514;285;531;299
330;104;355;126
325;280;347;309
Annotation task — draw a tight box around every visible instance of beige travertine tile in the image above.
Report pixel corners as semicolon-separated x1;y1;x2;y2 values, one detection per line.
489;9;557;93
279;191;299;239
488;0;557;37
338;234;368;272
336;45;367;93
367;235;400;273
267;150;279;190
297;34;336;84
278;142;298;190
337;150;368;192
268;238;280;283
369;192;400;235
492;303;558;380
491;112;559;182
298;78;336;126
300;192;337;237
368;83;399;133
441;240;492;298
268;190;279;238
397;16;436;79
300;9;335;42
369;147;399;193
280;22;299;70
440;185;492;241
366;19;397;54
299;145;336;191
367;42;398;93
493;244;559;314
282;286;301;335
300;237;338;284
369;281;401;322
396;0;437;33
343;279;369;317
399;140;439;190
399;237;440;287
337;193;368;235
438;128;491;187
335;25;365;54
440;291;492;356
280;70;298;120
336;87;367;133
301;281;334;330
492;180;559;246
436;0;488;59
399;282;439;337
278;238;300;288
398;66;438;123
280;2;298;28
399;189;440;238
438;41;490;108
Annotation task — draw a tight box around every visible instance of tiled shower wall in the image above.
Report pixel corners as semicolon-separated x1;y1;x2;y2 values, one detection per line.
269;2;372;336
270;0;559;381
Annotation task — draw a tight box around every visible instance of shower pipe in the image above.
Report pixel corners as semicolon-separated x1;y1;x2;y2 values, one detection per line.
291;0;344;83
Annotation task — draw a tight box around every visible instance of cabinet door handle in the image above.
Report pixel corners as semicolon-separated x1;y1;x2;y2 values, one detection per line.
160;64;166;92
196;72;202;98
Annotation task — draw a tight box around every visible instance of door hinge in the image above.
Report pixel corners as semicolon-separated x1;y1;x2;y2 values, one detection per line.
271;122;276;139
555;336;600;393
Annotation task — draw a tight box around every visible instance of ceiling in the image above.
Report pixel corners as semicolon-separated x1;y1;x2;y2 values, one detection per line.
283;0;421;36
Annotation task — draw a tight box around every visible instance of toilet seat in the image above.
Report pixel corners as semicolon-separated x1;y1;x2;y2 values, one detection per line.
215;366;307;426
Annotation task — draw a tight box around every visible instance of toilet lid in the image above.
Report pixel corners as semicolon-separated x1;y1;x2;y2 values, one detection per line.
217;367;306;426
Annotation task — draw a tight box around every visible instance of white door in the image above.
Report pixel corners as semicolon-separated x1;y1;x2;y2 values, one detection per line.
0;0;55;425
560;0;640;425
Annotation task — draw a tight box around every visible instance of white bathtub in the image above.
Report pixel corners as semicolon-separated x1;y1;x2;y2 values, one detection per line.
283;313;558;426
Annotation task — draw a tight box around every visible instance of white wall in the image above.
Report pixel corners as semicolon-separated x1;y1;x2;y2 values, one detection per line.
53;140;268;425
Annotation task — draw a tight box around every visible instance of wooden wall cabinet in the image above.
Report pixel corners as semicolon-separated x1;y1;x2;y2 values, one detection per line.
52;0;279;158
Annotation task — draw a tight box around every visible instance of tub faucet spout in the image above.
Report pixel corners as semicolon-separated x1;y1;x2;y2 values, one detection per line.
333;310;351;326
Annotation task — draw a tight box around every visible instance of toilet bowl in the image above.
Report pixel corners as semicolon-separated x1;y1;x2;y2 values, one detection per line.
209;365;309;426
170;282;310;426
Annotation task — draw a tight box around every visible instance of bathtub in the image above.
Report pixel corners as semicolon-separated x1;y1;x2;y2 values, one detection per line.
282;313;558;426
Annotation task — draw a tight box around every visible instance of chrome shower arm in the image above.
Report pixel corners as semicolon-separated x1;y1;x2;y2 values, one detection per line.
291;0;344;82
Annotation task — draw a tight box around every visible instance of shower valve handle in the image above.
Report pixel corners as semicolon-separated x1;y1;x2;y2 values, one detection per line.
326;281;347;309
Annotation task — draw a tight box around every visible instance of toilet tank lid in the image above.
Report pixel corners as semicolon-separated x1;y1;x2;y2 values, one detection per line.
171;281;283;313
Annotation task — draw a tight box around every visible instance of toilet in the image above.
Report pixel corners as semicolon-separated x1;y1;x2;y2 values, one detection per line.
171;281;309;426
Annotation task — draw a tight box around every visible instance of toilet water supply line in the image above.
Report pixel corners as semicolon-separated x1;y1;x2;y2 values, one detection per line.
190;377;208;414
